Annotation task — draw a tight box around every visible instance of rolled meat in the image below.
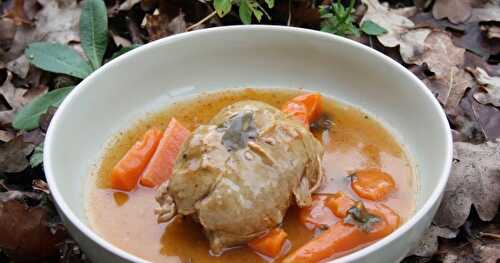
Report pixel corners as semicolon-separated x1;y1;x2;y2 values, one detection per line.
155;100;324;254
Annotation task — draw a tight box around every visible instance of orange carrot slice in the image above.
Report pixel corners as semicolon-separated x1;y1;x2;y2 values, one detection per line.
282;93;322;126
325;192;356;218
282;204;400;263
248;228;288;258
140;118;190;188
351;169;396;201
110;128;163;191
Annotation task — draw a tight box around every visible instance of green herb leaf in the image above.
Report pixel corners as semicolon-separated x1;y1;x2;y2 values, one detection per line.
214;0;232;17
239;0;253;24
265;0;274;8
110;44;141;60
343;201;381;232
221;111;257;151
80;0;108;70
25;43;92;79
13;87;73;130
30;143;44;168
360;20;387;36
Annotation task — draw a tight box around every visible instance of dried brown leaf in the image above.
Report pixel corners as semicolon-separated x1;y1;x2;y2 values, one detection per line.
361;0;417;48
0;71;45;126
453;22;500;58
481;24;500;39
3;0;33;26
0;199;66;261
471;240;500;263
0;19;17;52
6;54;30;79
471;99;500;141
415;31;465;77
2;0;82;63
423;67;475;109
0;130;15;142
409;224;458;257
144;9;187;41
32;179;49;194
410;31;471;109
399;28;432;64
469;6;500;22
411;12;466;33
434;141;500;228
469;67;500;107
0;136;31;173
432;0;475;24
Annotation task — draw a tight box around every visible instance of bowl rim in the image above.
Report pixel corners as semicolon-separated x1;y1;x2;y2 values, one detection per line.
44;25;453;263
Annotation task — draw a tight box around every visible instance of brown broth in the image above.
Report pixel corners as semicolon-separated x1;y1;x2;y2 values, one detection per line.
86;88;416;263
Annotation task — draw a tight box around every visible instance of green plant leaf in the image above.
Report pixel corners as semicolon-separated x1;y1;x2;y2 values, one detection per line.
239;0;252;24
214;0;232;17
25;43;92;79
252;7;263;21
13;86;73;131
80;0;108;70
361;20;387;36
30;143;44;168
265;0;274;8
110;44;141;60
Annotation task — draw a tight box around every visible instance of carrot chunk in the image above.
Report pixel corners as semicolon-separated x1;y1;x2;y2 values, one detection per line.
325;192;356;218
351;169;396;201
140;118;190;188
282;93;322;126
110;128;163;191
248;228;288;258
282;204;400;263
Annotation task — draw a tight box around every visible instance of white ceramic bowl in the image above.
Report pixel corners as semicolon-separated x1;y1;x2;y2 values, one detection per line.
44;25;452;263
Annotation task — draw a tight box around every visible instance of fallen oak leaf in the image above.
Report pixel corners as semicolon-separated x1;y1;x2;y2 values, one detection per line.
0;199;66;261
468;67;500;107
360;0;417;48
409;224;458;257
423;66;475;110
433;141;500;228
5;54;30;79
431;0;477;24
2;0;82;63
413;31;465;78
469;5;500;22
453;22;500;58
471;92;500;141
0;136;32;173
0;71;27;113
408;31;472;109
0;71;44;126
448;89;487;144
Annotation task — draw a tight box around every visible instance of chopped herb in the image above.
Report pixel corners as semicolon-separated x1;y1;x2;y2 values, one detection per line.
343;201;381;232
310;114;334;131
221;111;257;151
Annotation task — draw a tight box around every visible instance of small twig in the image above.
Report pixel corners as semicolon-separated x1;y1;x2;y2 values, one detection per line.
287;0;292;26
479;232;500;240
187;10;217;31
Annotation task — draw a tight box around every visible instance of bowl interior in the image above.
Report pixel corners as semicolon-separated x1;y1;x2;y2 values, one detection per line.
45;26;451;261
